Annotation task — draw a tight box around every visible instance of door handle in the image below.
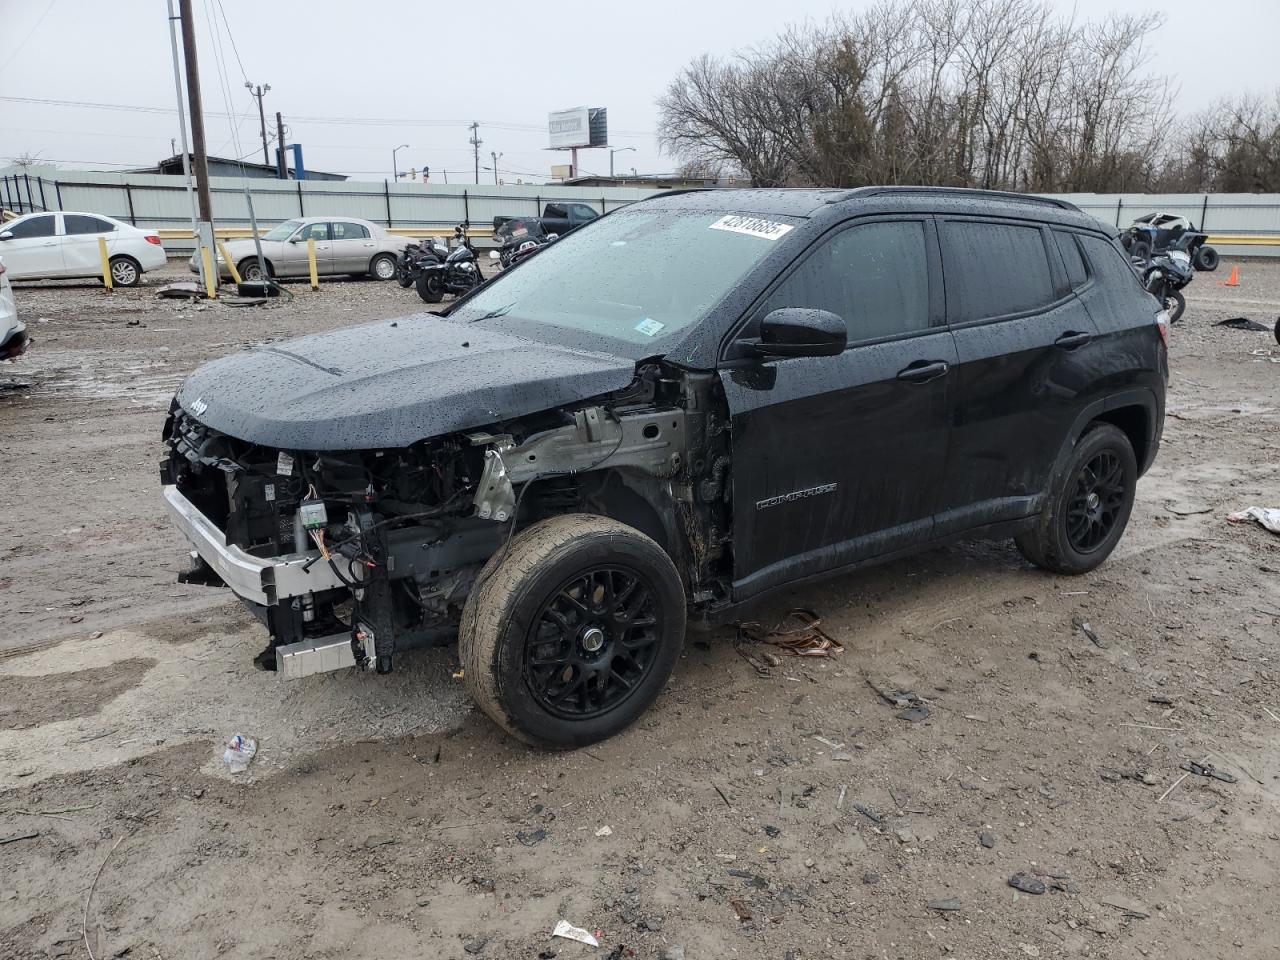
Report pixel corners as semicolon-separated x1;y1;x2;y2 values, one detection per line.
896;360;950;383
1055;331;1092;349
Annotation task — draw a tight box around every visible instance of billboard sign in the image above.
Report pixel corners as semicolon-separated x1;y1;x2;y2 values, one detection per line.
549;107;609;149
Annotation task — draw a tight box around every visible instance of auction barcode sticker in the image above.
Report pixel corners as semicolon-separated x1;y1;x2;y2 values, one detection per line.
709;215;794;241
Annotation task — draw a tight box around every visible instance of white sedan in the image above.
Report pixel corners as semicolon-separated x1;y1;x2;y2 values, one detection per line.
0;212;167;286
1;256;28;361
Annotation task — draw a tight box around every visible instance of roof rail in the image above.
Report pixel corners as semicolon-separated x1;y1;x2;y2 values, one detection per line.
840;186;1080;212
634;187;712;202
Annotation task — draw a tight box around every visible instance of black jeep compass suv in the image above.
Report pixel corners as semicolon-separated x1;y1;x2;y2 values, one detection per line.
163;186;1168;747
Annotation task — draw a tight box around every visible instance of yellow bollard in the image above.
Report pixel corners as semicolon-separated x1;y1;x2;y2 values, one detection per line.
307;237;319;290
97;236;113;290
217;240;241;284
200;245;217;299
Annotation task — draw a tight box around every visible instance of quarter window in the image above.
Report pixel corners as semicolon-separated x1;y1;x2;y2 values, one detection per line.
1054;231;1088;288
5;215;56;239
759;220;931;343
63;214;115;235
941;221;1056;321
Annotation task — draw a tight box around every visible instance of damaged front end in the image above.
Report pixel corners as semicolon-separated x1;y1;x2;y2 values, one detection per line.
160;363;732;680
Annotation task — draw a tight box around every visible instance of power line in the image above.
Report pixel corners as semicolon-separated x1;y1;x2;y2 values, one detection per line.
0;0;57;76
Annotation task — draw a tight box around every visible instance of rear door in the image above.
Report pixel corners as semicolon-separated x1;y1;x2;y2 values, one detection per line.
61;214;118;278
935;217;1101;534
0;214;62;278
329;221;375;272
719;216;956;601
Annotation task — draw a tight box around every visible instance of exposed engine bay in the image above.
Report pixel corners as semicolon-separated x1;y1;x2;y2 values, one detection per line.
160;363;732;679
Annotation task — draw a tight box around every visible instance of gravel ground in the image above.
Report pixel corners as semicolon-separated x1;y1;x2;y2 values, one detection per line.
1;260;1278;960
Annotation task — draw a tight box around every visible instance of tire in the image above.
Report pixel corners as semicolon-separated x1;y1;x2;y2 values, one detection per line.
1129;240;1152;262
108;256;141;287
1194;245;1219;272
1167;289;1186;324
238;259;271;282
1015;423;1137;575
369;253;397;281
396;261;414;288
416;270;445;303
460;514;686;748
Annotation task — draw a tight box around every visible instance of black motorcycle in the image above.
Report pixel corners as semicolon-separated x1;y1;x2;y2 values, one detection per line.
416;225;484;303
1137;248;1193;323
395;237;448;288
491;231;559;269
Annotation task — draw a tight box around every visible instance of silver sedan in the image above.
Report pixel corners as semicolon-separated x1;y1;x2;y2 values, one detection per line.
189;217;414;281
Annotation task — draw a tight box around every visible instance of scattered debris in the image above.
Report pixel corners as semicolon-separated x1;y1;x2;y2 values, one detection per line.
595;825;613;837
1179;760;1237;784
1228;507;1280;535
979;831;996;849
1019;945;1041;957
867;679;923;709
0;832;39;846
221;734;256;774
736;609;844;658
763;825;780;838
1149;694;1174;705
662;946;685;960
156;282;208;299
551;920;599;947
516;829;548;846
1216;316;1270;331
812;735;845;749
463;939;487;955
1099;893;1150;919
851;802;883;824
894;826;916;844
1075;619;1105;648
729;898;753;922
928;897;963;911
896;704;932;722
1166;501;1213;516
863;871;881;884
1009;873;1046;895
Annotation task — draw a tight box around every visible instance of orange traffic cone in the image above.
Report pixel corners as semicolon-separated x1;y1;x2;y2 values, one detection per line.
1219;264;1239;286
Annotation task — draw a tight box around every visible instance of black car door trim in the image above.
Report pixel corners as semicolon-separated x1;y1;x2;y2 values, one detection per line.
717;214;945;364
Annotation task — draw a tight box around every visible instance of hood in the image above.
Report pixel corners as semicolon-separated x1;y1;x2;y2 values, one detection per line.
175;313;638;450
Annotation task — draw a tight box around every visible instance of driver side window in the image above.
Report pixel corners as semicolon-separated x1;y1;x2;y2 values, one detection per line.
757;220;930;343
296;222;330;242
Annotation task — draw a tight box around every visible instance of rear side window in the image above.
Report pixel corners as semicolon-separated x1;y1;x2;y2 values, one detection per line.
1079;235;1145;290
64;214;115;235
5;215;56;239
760;220;930;343
941;221;1056;322
569;204;598;221
1054;231;1088;288
544;203;568;218
331;221;369;240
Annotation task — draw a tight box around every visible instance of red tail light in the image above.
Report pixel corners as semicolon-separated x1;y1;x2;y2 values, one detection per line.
1155;308;1171;348
145;235;162;245
0;262;6;276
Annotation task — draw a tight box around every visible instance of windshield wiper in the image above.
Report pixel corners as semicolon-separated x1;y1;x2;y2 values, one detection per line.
469;303;516;323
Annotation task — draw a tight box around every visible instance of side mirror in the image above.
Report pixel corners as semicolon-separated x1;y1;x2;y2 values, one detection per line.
0;231;12;241
545;233;559;241
750;308;847;358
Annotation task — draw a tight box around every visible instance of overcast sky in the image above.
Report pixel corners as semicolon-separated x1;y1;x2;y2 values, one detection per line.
2;0;1277;184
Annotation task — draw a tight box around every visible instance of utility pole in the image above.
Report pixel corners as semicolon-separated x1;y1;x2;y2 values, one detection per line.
392;144;409;181
468;122;482;185
165;0;205;292
245;82;271;165
276;111;287;178
490;151;502;186
177;0;212;224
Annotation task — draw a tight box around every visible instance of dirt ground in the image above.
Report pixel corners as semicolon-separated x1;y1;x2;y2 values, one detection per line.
1;260;1278;960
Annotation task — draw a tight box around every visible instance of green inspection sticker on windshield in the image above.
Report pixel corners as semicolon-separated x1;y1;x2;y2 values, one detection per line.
635;317;665;337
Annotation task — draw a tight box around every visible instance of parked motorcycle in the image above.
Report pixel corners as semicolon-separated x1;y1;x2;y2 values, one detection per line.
1137;248;1193;323
416;225;484;303
395;237;448;288
490;232;559;269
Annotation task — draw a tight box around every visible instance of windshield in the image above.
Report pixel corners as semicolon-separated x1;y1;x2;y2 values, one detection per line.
453;208;798;350
262;219;302;242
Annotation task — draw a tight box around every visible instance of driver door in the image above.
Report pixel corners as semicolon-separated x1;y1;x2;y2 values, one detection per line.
718;217;956;602
285;221;332;276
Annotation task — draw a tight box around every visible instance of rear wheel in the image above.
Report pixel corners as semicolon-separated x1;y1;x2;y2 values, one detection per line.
416;270;444;303
108;256;140;287
460;514;686;748
1194;245;1219;271
1015;423;1137;575
1166;289;1186;323
369;253;397;281
1129;239;1152;262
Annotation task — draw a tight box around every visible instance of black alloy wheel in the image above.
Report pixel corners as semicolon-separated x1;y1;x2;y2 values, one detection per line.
525;567;661;720
1065;450;1127;554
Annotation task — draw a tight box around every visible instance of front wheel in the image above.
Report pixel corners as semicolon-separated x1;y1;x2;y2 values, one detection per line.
238;259;271;282
1166;289;1186;323
1194;245;1219;271
1015;423;1137;575
416;270;444;303
460;514;686;748
369;253;398;281
108;256;141;287
395;259;414;287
